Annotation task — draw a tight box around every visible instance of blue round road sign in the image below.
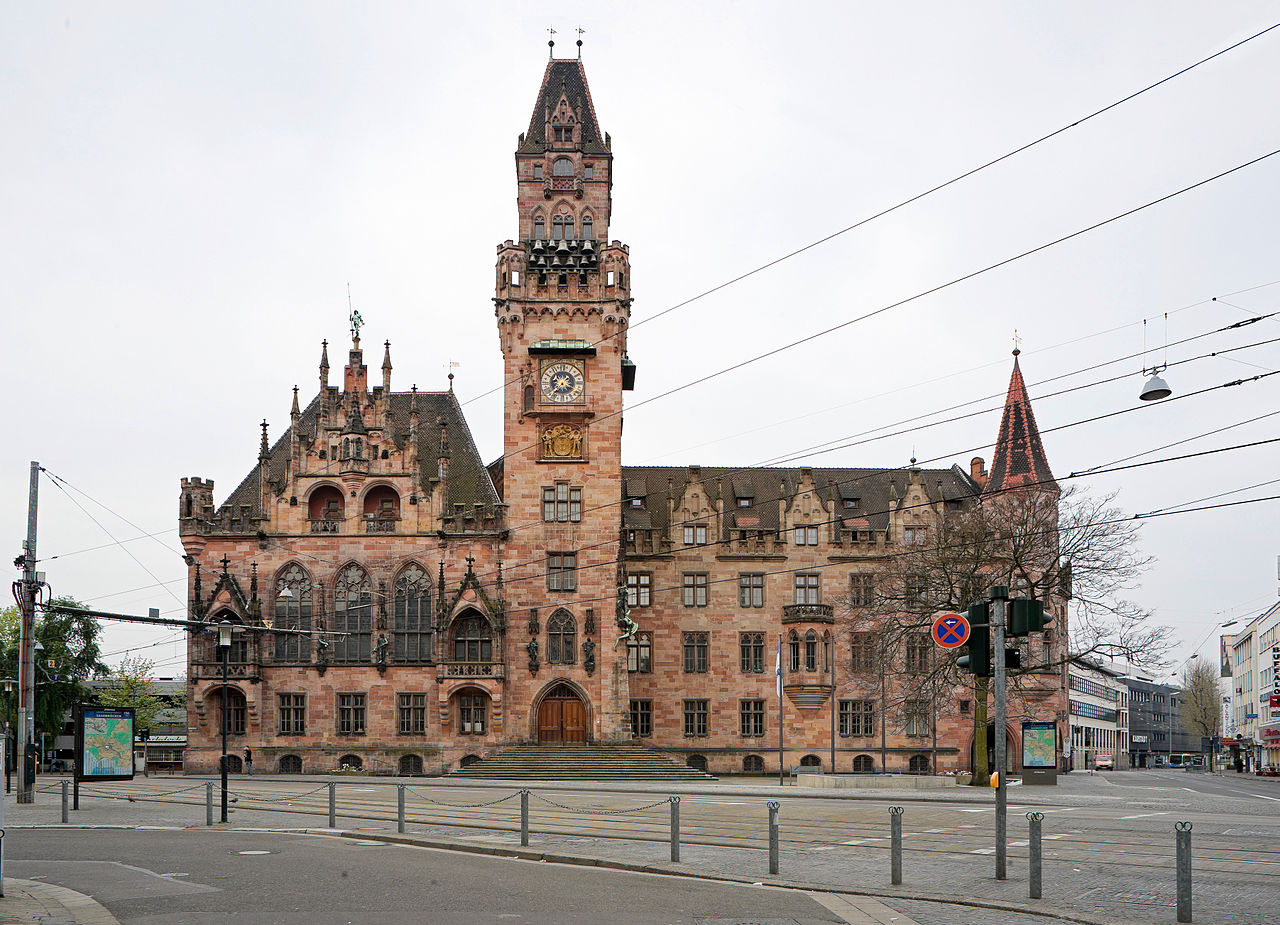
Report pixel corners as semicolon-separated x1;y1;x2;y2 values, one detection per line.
931;612;971;649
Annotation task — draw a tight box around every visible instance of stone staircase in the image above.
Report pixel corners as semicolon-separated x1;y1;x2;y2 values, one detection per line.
449;743;716;781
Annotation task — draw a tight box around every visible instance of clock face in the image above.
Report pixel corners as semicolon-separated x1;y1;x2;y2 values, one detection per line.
540;361;585;404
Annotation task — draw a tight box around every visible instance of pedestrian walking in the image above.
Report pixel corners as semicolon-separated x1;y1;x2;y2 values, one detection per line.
244;746;253;776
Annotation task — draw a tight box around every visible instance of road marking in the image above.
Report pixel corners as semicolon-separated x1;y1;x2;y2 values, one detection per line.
959;808;988;813
1121;812;1171;819
970;847;996;855
1043;834;1068;840
1009;840;1029;847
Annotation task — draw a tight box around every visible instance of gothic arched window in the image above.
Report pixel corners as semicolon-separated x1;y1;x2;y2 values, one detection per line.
553;157;574;177
333;564;372;663
788;630;801;673
452;614;492;662
553;214;574;241
274;564;313;663
394;564;433;662
547;609;576;665
533;215;545;240
581;214;593;240
805;630;818;672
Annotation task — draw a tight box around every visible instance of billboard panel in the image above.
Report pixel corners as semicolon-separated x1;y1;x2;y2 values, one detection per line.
1022;721;1057;769
74;705;135;782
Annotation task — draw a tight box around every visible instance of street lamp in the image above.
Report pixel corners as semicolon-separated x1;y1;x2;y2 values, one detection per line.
2;678;13;793
218;619;232;823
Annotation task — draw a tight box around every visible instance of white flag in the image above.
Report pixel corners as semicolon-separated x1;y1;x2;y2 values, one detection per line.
775;638;783;697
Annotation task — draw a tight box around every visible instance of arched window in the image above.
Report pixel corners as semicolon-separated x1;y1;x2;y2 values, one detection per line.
399;754;424;776
458;690;488;734
224;754;243;773
333;565;372;663
363;486;400;522
553;214;574;240
627;632;652;673
308;485;344;522
279;754;303;774
581;214;593;240
743;754;764;773
687;754;707;772
339;754;363;771
459;753;482;768
394;564;433;662
909;754;931;774
553;157;574;177
788;631;800;673
452;614;492;662
800;754;822;768
211;614;249;664
218;687;247;736
853;754;875;774
547;609;576;664
274;564;312;663
804;630;818;671
533;215;545;240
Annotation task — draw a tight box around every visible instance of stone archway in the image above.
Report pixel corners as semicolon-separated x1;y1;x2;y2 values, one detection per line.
535;681;589;744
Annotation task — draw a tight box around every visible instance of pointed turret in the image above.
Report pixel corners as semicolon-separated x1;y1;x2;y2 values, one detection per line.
382;340;392;393
985;350;1056;494
319;340;330;388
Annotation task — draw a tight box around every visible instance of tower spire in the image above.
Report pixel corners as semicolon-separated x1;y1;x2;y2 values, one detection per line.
985;351;1056;494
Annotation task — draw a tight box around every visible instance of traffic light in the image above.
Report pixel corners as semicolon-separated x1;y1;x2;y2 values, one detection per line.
1005;646;1022;670
1008;598;1051;636
957;602;991;676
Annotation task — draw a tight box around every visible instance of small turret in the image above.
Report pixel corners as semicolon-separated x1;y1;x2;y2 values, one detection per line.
382;340;393;394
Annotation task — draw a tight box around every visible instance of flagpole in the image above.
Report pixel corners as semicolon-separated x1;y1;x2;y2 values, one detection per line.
777;634;784;786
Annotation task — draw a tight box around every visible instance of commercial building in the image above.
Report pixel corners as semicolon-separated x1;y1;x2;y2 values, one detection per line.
1222;595;1280;771
1067;659;1127;770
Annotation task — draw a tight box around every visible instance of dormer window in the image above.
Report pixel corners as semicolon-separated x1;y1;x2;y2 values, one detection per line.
553;157;574;177
843;498;859;510
554;125;574;143
630;497;644;508
737;498;751;508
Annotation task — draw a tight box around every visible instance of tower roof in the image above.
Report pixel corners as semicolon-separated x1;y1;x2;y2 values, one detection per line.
517;59;608;155
985;352;1056;494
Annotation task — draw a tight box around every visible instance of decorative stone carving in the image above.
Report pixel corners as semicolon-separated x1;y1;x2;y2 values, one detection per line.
541;424;583;459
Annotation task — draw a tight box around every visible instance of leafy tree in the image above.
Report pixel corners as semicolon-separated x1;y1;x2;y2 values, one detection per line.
0;597;108;739
96;656;168;731
1178;658;1222;743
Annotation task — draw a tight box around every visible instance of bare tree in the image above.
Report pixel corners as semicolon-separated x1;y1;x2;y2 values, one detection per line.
1178;658;1222;743
839;484;1172;784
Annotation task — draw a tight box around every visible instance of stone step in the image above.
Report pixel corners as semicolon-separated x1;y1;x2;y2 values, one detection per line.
450;744;716;780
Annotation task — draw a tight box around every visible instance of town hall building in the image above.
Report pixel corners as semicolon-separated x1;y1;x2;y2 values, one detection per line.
180;55;1068;777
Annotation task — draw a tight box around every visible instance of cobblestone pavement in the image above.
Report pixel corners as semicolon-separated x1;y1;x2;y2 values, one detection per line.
8;770;1280;924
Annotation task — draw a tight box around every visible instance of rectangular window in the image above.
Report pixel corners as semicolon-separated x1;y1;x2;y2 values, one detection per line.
682;573;708;607
739;632;765;673
583;163;594;180
793;525;819;545
850;633;875;674
683;631;709;673
630;699;652;737
278;693;305;735
398;693;427;735
338;693;366;736
903;526;928;545
683;699;709;737
794;574;820;605
737;497;751;508
740;699;765;737
905;575;927;604
510;269;520;285
459;694;486;734
838;699;876;737
849;573;875;607
738;573;764;608
626;573;651;607
548;552;577;591
905;635;931;673
607;270;616;286
533;163;543;180
542;483;582;523
905;700;931;737
683;524;708;545
627;632;652;673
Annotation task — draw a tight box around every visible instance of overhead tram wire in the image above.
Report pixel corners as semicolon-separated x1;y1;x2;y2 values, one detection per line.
38;528;179;563
476;147;1280;489
40;469;187;560
457;22;1280;411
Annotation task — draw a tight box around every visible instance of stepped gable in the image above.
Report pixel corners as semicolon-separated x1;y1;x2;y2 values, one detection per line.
217;388;499;514
985;351;1056;494
517;59;609;155
620;465;979;536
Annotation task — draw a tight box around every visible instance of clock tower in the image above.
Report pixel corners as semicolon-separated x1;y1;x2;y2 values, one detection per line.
495;56;634;743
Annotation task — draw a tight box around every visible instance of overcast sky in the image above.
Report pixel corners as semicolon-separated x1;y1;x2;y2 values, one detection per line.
3;2;1278;681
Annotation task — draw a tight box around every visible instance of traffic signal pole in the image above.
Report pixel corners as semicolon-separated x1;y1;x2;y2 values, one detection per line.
17;461;39;804
992;586;1009;880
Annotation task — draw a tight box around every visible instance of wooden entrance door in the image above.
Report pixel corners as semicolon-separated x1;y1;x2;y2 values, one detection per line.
536;683;588;743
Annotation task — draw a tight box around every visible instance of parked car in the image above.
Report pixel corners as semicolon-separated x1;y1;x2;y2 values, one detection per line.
1094;755;1115;770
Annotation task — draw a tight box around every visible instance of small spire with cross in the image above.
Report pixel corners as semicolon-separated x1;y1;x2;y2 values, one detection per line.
465;554;476;575
219;554;231;575
1012;328;1022;357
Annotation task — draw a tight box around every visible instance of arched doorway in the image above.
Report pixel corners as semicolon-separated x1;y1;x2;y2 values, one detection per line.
536;682;588;744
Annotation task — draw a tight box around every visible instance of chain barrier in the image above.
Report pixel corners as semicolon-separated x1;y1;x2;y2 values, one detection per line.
528;791;674;815
226;784;332;803
403;786;522;809
73;781;212;800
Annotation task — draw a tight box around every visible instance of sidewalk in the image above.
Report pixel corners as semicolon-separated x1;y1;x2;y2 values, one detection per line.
0;877;121;925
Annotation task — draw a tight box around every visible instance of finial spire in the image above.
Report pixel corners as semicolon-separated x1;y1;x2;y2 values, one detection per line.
1012;328;1022;357
291;385;300;416
547;26;556;59
259;419;270;460
576;26;585;59
320;339;330;370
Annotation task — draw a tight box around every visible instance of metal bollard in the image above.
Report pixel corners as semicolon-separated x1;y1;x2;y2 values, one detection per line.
520;790;530;847
61;780;68;823
1027;812;1043;899
328;781;337;829
397;784;406;834
669;796;680;863
768;801;780;875
1176;821;1193;923
206;781;214;826
889;805;904;885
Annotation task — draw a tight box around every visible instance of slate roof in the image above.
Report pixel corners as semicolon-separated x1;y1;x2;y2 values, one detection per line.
219;389;500;516
620;465;979;537
517;59;609;155
985;354;1057;493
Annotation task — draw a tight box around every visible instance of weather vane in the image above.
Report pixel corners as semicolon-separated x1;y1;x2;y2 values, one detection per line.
576;26;585;59
547;26;556;59
1012;328;1022;356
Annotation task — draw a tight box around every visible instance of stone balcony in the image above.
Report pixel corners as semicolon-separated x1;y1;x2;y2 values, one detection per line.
782;603;835;624
437;661;505;680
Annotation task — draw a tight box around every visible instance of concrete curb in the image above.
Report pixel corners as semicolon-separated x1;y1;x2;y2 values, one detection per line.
1;876;122;925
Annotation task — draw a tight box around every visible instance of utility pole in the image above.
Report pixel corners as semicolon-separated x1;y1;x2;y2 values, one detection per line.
17;461;39;804
991;584;1008;880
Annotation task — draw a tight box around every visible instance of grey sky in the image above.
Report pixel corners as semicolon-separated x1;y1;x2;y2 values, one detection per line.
3;2;1278;679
